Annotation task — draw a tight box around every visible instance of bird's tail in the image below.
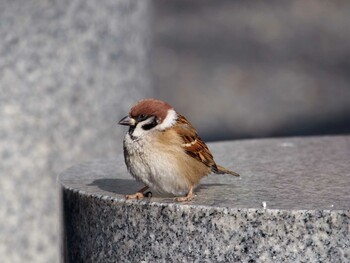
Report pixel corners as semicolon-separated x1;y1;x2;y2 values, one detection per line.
214;165;240;177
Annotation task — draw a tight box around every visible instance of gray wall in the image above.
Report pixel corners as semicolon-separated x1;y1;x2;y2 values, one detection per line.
153;0;350;140
0;0;152;262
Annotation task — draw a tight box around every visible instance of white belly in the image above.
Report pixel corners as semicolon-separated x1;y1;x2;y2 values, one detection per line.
123;133;190;196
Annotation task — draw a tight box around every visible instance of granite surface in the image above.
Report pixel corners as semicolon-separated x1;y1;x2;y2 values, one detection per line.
0;0;152;262
60;136;350;262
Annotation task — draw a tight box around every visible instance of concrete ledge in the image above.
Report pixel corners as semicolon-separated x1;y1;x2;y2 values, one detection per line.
59;136;350;262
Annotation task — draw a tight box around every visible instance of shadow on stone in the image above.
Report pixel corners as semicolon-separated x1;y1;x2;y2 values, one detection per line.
88;178;143;195
88;178;228;197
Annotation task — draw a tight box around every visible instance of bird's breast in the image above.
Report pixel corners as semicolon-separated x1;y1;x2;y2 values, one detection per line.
123;133;191;195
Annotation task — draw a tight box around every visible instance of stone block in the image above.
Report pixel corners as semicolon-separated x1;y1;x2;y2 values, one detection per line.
59;136;350;262
0;0;152;262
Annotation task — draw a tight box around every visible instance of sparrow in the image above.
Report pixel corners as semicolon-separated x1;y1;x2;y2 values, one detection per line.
118;98;240;202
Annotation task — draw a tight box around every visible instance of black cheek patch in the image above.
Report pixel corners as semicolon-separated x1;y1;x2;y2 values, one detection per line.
142;118;158;131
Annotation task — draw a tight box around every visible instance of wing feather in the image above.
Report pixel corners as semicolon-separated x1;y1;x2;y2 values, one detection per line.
173;115;217;170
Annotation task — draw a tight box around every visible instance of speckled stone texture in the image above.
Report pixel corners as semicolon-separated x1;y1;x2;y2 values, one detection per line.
0;0;151;262
60;136;350;262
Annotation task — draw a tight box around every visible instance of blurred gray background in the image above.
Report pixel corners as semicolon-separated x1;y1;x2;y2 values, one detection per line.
152;0;350;140
1;0;350;262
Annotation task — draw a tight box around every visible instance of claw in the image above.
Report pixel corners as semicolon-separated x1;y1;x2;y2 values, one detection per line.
125;186;149;200
125;192;145;200
175;186;195;202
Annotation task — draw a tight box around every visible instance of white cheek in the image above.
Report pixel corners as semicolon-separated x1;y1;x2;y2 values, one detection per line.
157;109;177;130
132;124;148;138
130;117;156;138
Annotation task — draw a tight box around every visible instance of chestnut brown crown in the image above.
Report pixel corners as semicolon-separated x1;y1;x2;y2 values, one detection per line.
130;98;173;123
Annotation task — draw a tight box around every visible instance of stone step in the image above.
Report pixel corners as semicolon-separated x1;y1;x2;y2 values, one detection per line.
59;136;350;262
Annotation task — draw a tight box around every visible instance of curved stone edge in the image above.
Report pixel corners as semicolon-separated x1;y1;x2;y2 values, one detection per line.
61;182;349;214
60;183;350;262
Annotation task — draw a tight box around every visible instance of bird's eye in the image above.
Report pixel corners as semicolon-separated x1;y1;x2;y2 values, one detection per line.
138;114;147;121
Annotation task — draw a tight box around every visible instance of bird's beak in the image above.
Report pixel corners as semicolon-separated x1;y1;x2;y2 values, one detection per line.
118;116;136;126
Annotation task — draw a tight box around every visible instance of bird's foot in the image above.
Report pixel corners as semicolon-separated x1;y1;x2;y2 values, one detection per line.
125;192;145;200
175;187;195;202
125;186;149;200
175;195;194;202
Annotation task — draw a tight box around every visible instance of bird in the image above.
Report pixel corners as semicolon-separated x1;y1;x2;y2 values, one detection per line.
118;98;240;202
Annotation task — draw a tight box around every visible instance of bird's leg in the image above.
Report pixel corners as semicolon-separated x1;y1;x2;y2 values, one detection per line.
125;186;150;200
175;186;195;202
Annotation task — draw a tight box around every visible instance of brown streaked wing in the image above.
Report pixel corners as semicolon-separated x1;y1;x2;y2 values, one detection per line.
173;115;217;169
